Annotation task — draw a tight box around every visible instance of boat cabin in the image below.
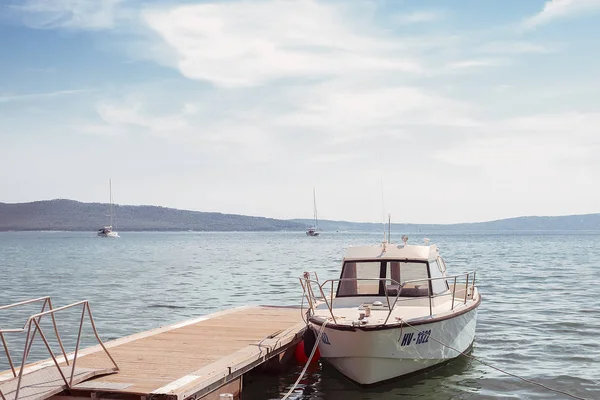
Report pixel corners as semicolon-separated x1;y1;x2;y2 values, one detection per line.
336;241;449;299
98;226;113;234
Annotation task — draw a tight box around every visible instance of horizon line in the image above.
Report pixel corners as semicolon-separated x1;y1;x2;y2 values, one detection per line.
1;198;599;227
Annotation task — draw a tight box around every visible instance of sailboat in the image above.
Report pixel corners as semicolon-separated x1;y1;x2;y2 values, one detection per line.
306;188;320;236
97;179;119;238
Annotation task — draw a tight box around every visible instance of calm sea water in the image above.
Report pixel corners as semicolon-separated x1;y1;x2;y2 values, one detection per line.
0;231;599;399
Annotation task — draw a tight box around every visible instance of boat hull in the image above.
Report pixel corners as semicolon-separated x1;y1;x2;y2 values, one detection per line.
310;306;478;385
98;231;119;238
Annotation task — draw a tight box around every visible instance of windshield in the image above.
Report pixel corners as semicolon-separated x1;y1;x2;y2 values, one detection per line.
336;260;430;297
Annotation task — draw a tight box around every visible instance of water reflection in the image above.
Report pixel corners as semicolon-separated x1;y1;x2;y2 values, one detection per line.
245;351;481;400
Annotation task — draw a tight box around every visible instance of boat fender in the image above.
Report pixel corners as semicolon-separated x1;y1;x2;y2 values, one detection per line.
303;327;317;358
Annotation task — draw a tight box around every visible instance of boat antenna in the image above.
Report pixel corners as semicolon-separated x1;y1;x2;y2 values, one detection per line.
109;178;113;228
380;171;386;243
388;214;391;243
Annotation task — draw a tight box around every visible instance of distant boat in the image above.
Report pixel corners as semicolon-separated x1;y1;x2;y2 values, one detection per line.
306;188;320;236
98;179;119;238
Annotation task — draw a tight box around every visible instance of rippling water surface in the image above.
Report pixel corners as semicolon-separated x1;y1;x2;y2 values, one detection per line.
1;231;599;399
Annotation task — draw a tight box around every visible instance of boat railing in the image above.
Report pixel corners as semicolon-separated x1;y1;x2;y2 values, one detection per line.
0;297;119;400
395;271;477;321
299;271;477;325
299;271;325;321
300;276;402;325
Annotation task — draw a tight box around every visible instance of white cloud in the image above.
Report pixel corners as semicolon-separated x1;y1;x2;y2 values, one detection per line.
444;59;506;70
523;0;600;29
77;123;124;136
393;11;443;25
142;0;423;87
95;101;188;133
434;112;600;168
479;41;554;54
506;112;600;136
15;0;127;30
273;81;481;138
90;95;276;160
0;89;86;103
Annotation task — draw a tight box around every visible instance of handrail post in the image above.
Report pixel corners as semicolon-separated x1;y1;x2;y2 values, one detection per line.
306;278;318;306
32;319;69;387
384;279;391;313
22;298;48;367
299;278;312;312
472;271;476;294
317;281;336;324
69;304;87;386
14;321;34;400
85;303;119;370
330;280;335;318
451;276;457;310
428;283;433;316
48;297;70;366
464;273;470;304
0;331;16;377
385;289;402;325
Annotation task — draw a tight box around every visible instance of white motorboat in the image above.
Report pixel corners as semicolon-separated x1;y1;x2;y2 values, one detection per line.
306;188;320;236
300;236;480;385
97;179;119;238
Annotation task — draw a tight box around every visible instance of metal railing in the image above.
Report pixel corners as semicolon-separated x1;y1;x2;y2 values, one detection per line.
299;271;477;326
0;297;119;400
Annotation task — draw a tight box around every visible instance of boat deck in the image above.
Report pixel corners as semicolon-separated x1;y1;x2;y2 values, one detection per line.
0;305;305;400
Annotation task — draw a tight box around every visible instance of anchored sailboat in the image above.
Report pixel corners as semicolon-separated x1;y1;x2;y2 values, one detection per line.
306;188;320;236
97;179;119;238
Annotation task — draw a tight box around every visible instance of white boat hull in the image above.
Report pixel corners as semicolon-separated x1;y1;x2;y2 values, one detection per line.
310;306;478;384
98;231;119;238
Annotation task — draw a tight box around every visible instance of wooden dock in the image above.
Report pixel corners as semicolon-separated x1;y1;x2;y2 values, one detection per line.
0;305;305;400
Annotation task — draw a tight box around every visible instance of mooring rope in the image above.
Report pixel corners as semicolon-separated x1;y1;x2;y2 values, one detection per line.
398;318;590;400
299;294;307;325
280;320;328;400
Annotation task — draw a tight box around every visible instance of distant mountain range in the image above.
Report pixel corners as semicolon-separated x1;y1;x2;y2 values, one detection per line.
291;215;600;232
0;199;599;232
0;199;305;232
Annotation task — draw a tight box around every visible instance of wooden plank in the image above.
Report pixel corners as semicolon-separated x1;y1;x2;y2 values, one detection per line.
0;366;115;400
0;308;255;383
8;306;305;400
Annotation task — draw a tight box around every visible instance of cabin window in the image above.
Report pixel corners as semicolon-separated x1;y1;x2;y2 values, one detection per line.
337;260;432;297
337;261;382;296
428;259;449;294
386;261;430;297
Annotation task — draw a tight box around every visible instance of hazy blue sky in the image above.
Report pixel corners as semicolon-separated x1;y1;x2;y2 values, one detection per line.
1;0;599;223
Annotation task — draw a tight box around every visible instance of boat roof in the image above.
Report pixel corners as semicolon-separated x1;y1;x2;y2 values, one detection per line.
343;242;439;262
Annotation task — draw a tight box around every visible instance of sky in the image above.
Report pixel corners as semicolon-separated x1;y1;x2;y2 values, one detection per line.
1;0;599;224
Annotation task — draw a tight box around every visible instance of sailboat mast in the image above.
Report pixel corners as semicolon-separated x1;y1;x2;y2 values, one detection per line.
313;188;318;228
109;179;113;227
